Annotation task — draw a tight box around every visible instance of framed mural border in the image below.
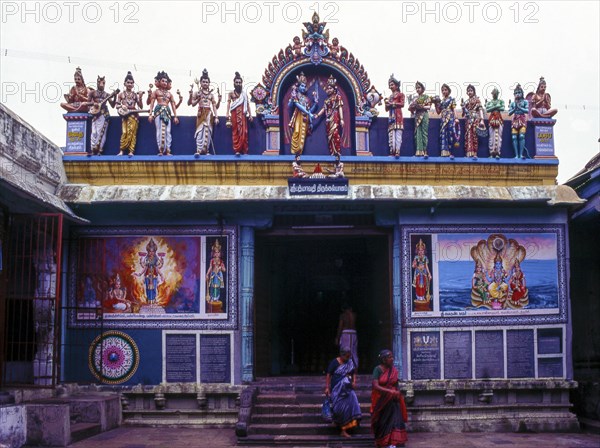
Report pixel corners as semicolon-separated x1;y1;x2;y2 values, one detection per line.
67;226;238;330
401;224;567;328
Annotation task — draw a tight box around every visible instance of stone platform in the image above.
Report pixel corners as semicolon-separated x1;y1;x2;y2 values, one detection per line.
65;427;600;448
0;390;120;448
118;382;243;427
236;376;580;446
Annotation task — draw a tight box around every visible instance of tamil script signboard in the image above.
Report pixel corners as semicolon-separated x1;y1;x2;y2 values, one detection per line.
288;178;349;196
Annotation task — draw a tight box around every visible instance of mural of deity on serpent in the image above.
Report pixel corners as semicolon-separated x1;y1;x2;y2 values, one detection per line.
470;234;529;310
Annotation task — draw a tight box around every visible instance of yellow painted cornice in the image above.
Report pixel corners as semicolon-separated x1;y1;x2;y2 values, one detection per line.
63;159;558;187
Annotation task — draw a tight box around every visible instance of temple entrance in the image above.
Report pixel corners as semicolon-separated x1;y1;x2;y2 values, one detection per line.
254;231;392;376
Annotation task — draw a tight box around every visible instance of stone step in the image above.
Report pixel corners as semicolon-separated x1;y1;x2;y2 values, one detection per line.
248;422;371;436
123;408;238;427
253;376;374;394
254;375;374;383
253;403;371;415
70;422;102;444
256;393;372;405
256;384;374;393
238;433;374;447
251;412;372;425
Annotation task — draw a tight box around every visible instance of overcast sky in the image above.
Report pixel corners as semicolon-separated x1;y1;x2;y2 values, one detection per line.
1;0;598;182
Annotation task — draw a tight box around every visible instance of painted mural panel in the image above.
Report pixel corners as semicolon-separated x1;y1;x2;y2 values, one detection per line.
204;236;227;317
402;225;567;327
410;234;434;312
68;227;237;329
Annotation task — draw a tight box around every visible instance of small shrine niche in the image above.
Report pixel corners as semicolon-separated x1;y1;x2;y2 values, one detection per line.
251;12;376;157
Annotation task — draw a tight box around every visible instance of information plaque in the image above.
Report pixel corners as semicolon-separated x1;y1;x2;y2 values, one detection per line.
475;331;504;379
538;328;562;355
538;357;563;378
200;334;231;383
444;331;472;379
165;334;197;383
507;329;535;378
411;332;440;380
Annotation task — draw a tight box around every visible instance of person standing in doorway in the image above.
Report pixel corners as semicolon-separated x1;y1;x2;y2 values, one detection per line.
335;303;358;368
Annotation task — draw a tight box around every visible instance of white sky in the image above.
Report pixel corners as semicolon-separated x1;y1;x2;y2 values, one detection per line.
1;0;598;183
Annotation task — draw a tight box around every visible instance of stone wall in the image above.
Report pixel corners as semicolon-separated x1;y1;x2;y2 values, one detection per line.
0;103;79;217
0;405;26;448
401;379;580;432
0;103;66;193
118;383;243;427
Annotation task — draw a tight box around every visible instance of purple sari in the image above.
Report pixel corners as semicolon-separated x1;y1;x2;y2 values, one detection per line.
328;358;362;429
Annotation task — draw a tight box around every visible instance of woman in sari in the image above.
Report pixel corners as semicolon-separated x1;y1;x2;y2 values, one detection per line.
371;349;408;448
434;84;460;159
325;347;362;438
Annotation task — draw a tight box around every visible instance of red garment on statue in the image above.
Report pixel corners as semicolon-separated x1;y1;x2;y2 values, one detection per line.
388;91;405;129
324;94;344;156
231;104;249;154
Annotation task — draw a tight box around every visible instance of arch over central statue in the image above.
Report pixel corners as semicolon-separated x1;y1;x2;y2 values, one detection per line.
250;12;379;157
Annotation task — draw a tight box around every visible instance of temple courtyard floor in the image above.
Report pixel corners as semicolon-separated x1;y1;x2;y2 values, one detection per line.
65;427;600;448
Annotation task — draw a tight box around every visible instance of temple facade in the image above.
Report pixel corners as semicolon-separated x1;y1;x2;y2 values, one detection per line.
0;13;588;445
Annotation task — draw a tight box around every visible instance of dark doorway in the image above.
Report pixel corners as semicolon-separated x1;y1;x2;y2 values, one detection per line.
255;233;392;376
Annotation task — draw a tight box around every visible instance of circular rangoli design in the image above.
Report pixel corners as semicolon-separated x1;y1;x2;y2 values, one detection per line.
88;331;139;384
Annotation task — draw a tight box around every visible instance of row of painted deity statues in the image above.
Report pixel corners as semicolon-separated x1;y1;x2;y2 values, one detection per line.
381;75;557;160
266;72;557;160
61;67;557;159
61;67;249;157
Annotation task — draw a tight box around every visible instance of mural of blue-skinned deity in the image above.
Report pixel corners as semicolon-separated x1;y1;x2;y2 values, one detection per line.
437;233;559;313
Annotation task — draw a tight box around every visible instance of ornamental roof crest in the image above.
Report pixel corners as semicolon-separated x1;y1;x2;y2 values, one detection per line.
252;12;372;116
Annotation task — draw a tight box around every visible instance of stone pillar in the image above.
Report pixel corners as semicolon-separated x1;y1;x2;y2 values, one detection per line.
33;245;57;386
392;225;403;374
240;227;255;383
531;118;557;159
355;116;373;156
261;115;280;155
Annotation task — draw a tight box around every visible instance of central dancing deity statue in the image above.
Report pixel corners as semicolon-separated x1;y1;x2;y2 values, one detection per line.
288;72;319;155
